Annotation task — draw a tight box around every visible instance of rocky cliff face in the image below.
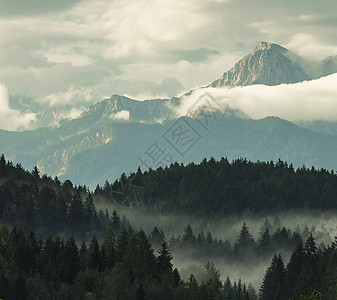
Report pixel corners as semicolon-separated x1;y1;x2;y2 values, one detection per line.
80;94;178;124
209;42;310;87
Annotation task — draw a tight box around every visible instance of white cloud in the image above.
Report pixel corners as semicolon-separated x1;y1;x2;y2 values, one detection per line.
286;34;337;61
296;14;323;22
176;74;337;122
1;0;337;126
0;84;36;130
41;46;92;67
55;107;86;123
40;86;94;107
110;110;130;121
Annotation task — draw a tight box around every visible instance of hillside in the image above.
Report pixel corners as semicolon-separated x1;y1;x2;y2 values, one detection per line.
97;156;337;215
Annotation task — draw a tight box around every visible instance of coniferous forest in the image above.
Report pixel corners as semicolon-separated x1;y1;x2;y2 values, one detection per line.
1;154;337;299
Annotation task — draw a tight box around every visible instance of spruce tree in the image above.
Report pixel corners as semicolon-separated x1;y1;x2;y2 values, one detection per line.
157;240;173;275
260;254;285;300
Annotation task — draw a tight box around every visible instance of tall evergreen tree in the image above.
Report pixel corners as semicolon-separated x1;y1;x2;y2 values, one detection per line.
285;240;305;299
88;236;100;270
115;228;129;263
234;222;255;258
260;254;285;300
63;236;80;284
68;190;83;235
157;240;173;275
102;226;115;269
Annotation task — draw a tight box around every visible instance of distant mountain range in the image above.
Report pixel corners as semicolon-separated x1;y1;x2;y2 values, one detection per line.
1;42;337;187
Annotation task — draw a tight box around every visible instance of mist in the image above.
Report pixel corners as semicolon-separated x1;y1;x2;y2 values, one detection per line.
95;199;337;288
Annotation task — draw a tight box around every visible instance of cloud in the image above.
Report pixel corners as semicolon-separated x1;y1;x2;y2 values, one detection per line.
120;77;184;100
40;86;94;107
0;84;36;130
110;110;130;121
176;74;337;122
286;34;337;61
55;107;86;123
1;0;337;126
0;0;81;16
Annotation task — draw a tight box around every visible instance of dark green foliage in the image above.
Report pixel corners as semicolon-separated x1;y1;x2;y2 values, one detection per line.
100;157;337;215
0;223;261;300
3;155;337;299
88;236;100;270
63;237;80;283
260;254;285;300
157;240;173;275
2;222;337;299
234;222;256;258
149;225;165;248
284;241;305;299
115;227;129;263
0;155;126;239
102;227;115;269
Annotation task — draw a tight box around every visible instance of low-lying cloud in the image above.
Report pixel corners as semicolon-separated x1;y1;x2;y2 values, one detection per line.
176;73;337;122
0;84;36;131
110;110;130;121
40;86;94;107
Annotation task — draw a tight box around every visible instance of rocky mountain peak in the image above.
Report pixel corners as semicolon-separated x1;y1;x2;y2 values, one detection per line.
209;42;309;88
253;41;286;52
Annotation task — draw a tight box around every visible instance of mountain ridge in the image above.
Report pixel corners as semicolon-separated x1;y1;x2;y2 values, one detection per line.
1;42;337;187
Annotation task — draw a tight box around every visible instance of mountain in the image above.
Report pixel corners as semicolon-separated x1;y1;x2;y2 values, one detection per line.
322;55;337;77
79;94;179;124
209;42;310;87
2;42;337;187
2;109;337;188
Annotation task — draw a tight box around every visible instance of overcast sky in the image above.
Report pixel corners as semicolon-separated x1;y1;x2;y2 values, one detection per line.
0;0;337;129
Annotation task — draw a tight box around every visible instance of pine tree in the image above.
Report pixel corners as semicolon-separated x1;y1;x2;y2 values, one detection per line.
115;228;129;263
260;254;285;300
150;226;165;248
68;190;83;235
63;236;80;283
223;276;233;300
234;222;255;258
173;268;181;287
102;226;115;269
111;210;121;234
259;228;271;254
284;240;304;299
296;234;320;297
182;224;195;246
124;230;158;285
79;240;88;270
157;240;173;275
88;236;100;270
83;193;96;231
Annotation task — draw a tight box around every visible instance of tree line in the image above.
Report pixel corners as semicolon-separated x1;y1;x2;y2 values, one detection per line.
97;157;337;215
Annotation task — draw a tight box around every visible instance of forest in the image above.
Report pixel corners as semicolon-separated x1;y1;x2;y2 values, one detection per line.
1;154;337;299
96;157;337;214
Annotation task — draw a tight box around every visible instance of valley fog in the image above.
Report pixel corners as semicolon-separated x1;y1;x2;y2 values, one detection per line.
96;200;337;288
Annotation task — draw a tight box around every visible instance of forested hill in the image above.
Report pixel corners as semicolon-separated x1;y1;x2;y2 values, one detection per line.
0;154;132;239
98;157;337;215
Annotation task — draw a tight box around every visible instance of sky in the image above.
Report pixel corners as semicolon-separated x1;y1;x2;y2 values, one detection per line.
1;0;337;130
